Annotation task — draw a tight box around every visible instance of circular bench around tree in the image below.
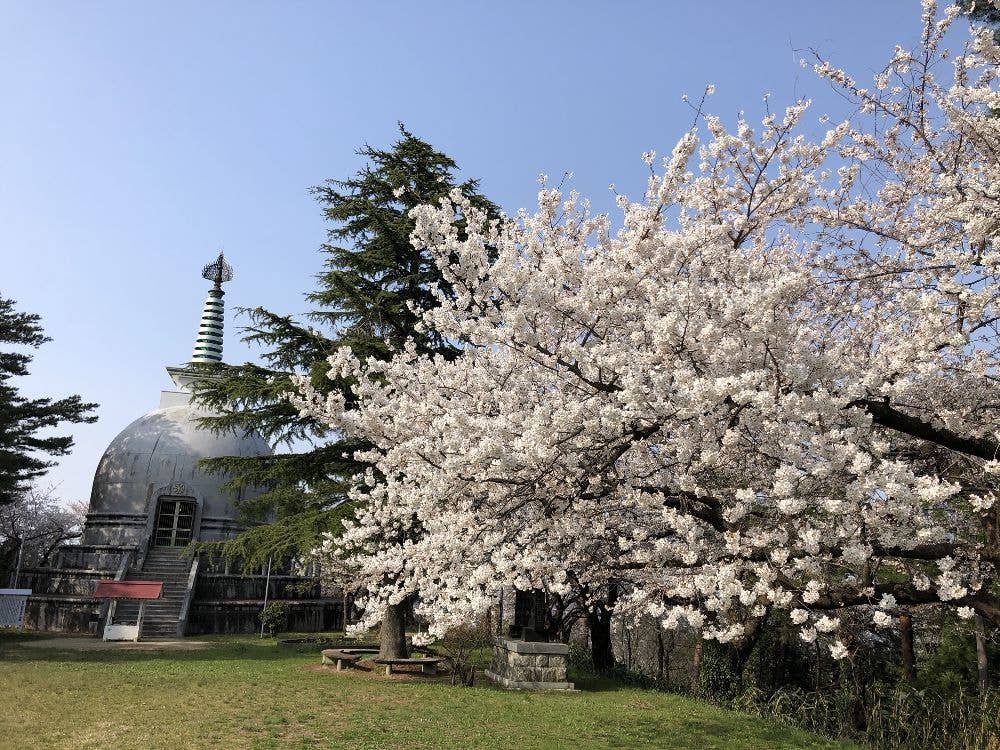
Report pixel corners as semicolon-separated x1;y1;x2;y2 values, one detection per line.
371;656;443;676
320;648;378;671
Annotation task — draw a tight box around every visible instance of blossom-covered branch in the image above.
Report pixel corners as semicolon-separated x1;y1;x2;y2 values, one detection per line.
296;1;1000;660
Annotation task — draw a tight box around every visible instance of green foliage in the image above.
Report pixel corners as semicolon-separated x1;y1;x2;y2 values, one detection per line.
964;0;1000;26
190;126;498;564
917;615;999;694
696;641;742;700
436;620;494;686
0;296;97;505
741;615;816;693
308;124;498;361
734;684;1000;750
567;641;597;674
258;601;291;635
210;505;353;572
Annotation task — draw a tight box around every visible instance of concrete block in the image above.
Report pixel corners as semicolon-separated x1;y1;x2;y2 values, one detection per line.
484;670;576;692
496;637;570;655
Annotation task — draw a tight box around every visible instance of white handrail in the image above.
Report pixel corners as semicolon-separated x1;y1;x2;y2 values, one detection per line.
175;555;200;638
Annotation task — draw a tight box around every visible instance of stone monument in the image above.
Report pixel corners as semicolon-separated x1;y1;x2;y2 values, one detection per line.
486;589;575;690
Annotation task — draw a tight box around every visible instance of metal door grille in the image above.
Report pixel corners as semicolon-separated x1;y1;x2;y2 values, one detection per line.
153;496;195;546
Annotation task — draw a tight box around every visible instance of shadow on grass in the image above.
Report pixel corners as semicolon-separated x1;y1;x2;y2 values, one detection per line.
0;629;50;643
0;633;322;666
569;672;638;693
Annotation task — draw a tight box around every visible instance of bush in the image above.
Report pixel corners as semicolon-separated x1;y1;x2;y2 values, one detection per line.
737;684;1000;750
567;642;596;674
259;601;290;636
437;621;493;686
573;635;999;749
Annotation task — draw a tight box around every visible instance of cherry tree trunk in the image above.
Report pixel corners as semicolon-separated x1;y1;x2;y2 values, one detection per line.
379;602;409;659
588;608;615;672
692;640;704;691
656;630;665;682
975;614;990;692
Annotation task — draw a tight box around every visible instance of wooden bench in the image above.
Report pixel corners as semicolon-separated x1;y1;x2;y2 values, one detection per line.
371;656;442;676
321;648;377;671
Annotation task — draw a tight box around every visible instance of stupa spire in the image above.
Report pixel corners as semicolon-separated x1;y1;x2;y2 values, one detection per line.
190;251;233;365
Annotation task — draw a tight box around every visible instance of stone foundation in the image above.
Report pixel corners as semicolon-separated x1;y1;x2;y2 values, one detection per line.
24;595;101;633
486;637;575;690
186;599;342;634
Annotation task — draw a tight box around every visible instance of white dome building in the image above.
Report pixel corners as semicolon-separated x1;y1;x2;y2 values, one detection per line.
24;253;343;637
80;375;272;549
81;252;271;549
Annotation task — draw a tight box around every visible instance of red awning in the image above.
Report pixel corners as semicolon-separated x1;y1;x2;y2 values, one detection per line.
93;581;163;600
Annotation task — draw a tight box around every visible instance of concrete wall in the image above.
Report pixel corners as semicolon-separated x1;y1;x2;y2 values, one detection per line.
186;600;342;634
23;596;100;633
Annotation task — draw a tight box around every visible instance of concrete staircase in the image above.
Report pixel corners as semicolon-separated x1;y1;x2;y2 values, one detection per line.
116;546;193;639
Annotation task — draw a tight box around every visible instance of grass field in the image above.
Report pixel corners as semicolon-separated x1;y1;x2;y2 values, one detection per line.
0;632;854;750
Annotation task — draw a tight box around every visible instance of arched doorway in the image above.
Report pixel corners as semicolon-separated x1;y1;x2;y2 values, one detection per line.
153;495;196;547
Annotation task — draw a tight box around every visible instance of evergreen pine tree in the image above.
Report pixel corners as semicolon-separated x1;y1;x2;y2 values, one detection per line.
0;296;98;505
965;0;1000;25
191;128;498;648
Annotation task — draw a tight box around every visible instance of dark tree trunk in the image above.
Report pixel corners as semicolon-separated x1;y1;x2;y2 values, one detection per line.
975;614;990;693
899;610;917;683
775;632;788;691
588;606;615;672
587;585;618;673
656;630;665;682
692;640;703;691
0;540;18;586
379;601;409;659
731;610;769;678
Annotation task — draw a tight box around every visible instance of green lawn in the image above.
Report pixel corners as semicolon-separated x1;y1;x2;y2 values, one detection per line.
0;632;854;750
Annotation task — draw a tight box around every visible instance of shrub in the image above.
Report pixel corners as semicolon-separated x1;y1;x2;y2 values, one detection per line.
259;601;290;636
437;621;493;686
741;684;1000;750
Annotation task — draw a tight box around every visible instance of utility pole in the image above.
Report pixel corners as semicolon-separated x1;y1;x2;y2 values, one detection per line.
259;556;272;639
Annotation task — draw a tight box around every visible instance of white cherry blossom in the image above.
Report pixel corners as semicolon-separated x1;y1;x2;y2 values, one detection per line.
296;3;1000;645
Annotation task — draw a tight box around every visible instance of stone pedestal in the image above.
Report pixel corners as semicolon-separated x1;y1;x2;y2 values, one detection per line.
485;637;575;690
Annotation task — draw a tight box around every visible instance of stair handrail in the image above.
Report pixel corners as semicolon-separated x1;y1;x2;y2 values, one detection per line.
175;553;200;638
114;548;135;580
135;530;153;572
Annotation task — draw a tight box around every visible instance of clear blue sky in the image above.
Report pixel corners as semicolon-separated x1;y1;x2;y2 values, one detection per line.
0;1;954;504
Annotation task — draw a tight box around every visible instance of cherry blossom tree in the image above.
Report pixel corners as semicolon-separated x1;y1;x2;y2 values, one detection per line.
297;1;1000;663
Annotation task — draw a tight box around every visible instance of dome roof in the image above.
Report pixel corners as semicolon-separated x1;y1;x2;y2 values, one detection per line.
102;403;271;462
81;401;272;546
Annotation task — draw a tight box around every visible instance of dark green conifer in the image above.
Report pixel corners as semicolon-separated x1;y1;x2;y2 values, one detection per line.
191;126;498;569
0;296;98;505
